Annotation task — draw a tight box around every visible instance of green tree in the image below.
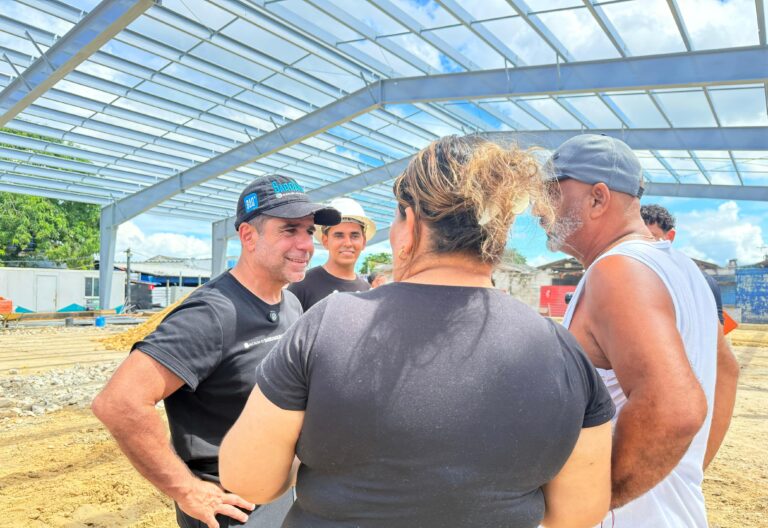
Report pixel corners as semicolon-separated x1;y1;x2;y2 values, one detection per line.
503;247;527;265
0;192;99;269
359;252;392;274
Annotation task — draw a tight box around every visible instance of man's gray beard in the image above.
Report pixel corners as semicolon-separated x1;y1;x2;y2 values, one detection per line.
546;206;583;253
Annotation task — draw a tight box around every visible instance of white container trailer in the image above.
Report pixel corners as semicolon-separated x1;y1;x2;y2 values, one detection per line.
0;268;126;312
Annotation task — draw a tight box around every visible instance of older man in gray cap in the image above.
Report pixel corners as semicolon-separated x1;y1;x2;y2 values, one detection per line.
539;134;719;527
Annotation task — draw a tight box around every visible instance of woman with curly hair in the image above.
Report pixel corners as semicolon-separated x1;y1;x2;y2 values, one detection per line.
221;135;614;528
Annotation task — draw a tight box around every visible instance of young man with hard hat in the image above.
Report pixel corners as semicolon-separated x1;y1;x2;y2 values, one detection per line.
288;197;376;311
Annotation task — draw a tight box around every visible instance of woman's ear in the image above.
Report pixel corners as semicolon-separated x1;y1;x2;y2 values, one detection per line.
401;206;416;256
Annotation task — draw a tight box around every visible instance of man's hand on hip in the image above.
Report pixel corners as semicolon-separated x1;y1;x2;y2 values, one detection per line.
177;477;256;528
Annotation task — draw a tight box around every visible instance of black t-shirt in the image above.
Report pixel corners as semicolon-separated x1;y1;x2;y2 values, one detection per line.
702;272;724;324
133;271;303;478
287;266;370;311
256;283;614;528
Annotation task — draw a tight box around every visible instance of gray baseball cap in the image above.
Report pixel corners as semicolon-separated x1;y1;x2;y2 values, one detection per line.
546;134;644;198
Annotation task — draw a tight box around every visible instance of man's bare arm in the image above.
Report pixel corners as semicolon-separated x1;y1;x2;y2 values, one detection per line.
704;324;739;469
92;351;254;528
584;257;708;508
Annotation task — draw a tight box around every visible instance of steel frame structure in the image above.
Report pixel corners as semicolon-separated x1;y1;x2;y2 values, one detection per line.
0;0;766;308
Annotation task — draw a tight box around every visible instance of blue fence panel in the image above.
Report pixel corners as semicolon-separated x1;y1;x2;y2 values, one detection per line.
736;268;768;324
720;282;736;306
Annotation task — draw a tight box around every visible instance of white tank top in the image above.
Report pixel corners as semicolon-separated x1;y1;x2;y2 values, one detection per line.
563;240;717;527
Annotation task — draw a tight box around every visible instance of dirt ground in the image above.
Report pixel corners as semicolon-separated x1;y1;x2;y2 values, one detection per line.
0;326;766;527
0;326;127;374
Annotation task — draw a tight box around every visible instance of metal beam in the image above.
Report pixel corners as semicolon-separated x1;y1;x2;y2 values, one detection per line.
583;0;629;57
667;0;693;51
0;0;153;127
436;0;526;66
645;183;768;201
506;0;575;61
0;182;108;205
214;126;768;240
212;219;229;279
109;88;379;225
109;47;768;226
368;226;391;247
371;0;483;71
757;0;767;46
381;47;768;103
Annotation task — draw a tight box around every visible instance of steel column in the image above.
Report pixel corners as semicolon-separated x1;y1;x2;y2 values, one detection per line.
212;219;229;278
99;205;118;310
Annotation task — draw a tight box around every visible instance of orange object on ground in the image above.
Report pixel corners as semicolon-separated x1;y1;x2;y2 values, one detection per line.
0;298;12;314
723;310;738;335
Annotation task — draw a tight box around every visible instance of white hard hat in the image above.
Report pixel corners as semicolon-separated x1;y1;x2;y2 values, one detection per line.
315;197;377;243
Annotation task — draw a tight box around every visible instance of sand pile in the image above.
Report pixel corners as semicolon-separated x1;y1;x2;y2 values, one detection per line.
101;294;191;351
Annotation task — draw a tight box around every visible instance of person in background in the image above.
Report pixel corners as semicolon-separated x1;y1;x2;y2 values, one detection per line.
92;176;340;528
288;197;375;311
640;203;739;470
641;204;725;321
219;135;614;528
366;270;387;288
540;134;720;526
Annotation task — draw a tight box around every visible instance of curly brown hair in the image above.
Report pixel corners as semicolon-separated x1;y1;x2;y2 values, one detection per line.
393;135;553;266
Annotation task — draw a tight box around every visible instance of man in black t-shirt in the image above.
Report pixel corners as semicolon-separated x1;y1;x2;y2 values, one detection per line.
93;176;340;528
289;197;375;311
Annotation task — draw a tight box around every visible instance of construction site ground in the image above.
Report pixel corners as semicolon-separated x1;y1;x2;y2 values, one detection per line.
0;324;766;527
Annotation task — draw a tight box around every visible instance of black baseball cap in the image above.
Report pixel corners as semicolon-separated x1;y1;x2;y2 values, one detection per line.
234;176;341;230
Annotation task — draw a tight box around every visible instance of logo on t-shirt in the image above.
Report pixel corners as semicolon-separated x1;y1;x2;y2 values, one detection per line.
242;334;283;350
243;192;259;213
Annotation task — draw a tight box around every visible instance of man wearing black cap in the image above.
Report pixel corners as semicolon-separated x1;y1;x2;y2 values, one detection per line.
93;176;340;528
538;135;719;526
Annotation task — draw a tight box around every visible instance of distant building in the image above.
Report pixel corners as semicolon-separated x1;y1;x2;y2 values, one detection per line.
113;254;237;308
492;261;550;310
0;268;126;312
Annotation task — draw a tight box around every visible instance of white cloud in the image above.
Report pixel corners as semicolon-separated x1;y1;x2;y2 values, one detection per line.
116;220;212;260
677;0;759;49
535;8;620;61
599;0;684;55
677;201;765;265
527;254;553;267
677;244;707;261
386;1;504;72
